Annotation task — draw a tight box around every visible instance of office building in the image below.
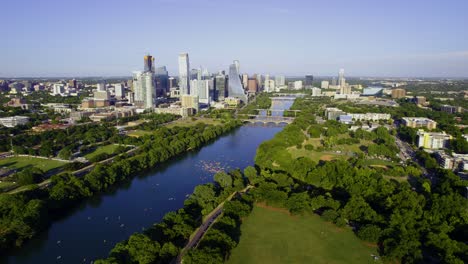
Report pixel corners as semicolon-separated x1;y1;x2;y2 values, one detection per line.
247;78;258;93
293;81;303;90
311;87;322;96
305;75;314;87
242;74;249;89
275;75;285;86
338;69;345;88
96;82;106;91
391;88;406;99
52;83;64;95
215;74;227;101
402;117;437;130
264;74;270;92
181;94;199;112
115;84;124;98
321;81;329;89
133;71;155;109
414;96;426;105
155;66;169;96
227;61;248;102
256;74;263;91
417;130;452;149
144;55;155;72
178;53;190;95
68;79;77;88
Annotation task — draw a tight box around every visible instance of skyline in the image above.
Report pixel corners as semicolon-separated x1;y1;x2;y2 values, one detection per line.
1;0;468;78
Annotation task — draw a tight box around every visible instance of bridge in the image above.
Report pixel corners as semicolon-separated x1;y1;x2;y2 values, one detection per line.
240;116;295;125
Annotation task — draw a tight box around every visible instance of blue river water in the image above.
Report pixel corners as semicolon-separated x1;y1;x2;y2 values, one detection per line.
5;125;284;264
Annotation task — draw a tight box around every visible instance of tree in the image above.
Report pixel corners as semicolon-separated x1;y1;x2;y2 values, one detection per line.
16;167;44;185
285;192;310;215
213;172;232;189
357;225;382;243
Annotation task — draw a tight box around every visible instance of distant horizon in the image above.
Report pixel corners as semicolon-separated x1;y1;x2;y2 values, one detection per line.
1;0;467;77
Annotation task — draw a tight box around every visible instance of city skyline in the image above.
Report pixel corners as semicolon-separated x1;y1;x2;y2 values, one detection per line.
1;0;468;78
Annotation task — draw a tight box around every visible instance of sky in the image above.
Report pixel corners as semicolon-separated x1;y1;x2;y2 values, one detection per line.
1;0;468;78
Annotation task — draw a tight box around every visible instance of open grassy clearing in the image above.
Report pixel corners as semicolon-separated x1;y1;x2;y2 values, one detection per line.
0;156;66;173
164;118;222;128
227;204;381;264
84;144;122;159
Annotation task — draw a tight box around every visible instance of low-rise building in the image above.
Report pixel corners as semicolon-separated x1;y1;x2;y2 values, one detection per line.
434;152;468;171
349;113;391;121
391;88;406;99
441;105;463;114
0;116;29;127
402;117;437;130
224;97;241;107
417;130;452;149
325;107;346;120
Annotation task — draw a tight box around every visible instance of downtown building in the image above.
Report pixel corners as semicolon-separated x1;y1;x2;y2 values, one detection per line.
178;53;190;95
227;61;248;103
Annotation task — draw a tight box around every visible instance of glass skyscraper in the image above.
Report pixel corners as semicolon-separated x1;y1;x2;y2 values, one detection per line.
178;53;190;95
227;62;247;103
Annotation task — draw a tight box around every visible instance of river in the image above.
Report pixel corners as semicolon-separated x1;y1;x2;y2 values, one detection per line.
4;124;285;263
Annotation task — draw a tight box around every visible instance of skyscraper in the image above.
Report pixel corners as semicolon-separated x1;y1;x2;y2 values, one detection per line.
275;75;285;87
305;75;314;87
338;69;345;88
178;53;190;95
227;61;247;103
215;74;227;101
155;66;169;96
133;71;155;109
144;55;155;72
242;74;249;89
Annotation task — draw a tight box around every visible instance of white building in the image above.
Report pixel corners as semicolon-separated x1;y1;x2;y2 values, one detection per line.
178;53;190;95
311;87;322;96
294;81;303;90
115;84;124;98
321;81;329;89
133;71;155;109
417;130;452;149
275;75;285;87
349;113;391;121
52;83;65;95
0;116;29;127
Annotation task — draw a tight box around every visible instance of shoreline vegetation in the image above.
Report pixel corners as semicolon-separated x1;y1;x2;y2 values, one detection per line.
0;119;242;254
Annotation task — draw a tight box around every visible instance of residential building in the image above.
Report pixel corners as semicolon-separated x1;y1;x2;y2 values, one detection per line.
242;74;249;89
402;117;437;130
215;74;227;101
293;81;303;90
144;55;155;72
417;130;452;149
441;105;463;114
391;88;406;99
181;94;199;112
115;84;124;98
349;113;391;121
247;78;258;93
275;75;285;87
414;96;426;105
311;87;322;96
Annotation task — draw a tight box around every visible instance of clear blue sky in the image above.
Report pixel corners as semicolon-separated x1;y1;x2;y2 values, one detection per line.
1;0;467;77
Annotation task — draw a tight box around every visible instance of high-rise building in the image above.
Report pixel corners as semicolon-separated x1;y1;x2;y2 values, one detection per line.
331;77;337;86
234;60;240;74
227;61;248;103
155;66;169;96
275;75;285;87
144;55;155;72
338;69;345;88
168;77;176;89
256;74;263;91
133;71;155;109
305;75;314;87
178;53;190;95
52;83;64;95
97;82;106;91
264;74;270;92
115;84;124;98
311;87;322;96
294;81;303;90
215;74;227;101
242;74;249;89
247;78;258;93
68;79;77;88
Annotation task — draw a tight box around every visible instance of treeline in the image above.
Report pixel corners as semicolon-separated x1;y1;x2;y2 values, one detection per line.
252;127;468;263
0;121;241;253
94;168;249;264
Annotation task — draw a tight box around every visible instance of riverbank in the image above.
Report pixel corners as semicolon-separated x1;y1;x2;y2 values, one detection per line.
0;120;241;258
4;124;284;263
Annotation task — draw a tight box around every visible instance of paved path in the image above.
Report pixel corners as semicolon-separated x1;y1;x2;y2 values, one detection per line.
175;185;252;264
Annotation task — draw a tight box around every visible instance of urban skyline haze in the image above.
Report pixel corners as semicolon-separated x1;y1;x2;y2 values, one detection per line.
1;0;468;78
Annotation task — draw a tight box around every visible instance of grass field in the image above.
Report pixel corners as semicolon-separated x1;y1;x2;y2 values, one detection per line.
84;144;121;159
227;205;381;264
127;130;153;137
164;118;222;128
0;156;66;173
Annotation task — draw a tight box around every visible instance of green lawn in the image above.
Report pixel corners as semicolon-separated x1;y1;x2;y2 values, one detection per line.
0;156;66;173
84;144;121;159
227;205;381;264
0;181;17;192
127;130;153;137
